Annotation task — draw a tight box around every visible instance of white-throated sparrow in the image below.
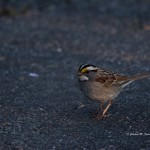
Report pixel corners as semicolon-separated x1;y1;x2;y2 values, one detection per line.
77;64;150;120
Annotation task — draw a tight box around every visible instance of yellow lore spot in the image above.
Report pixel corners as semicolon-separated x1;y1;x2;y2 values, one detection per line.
81;68;87;73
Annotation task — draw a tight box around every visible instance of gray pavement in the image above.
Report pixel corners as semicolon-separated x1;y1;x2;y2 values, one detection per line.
0;1;150;149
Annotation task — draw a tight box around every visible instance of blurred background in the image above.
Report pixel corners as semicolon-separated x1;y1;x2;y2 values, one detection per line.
0;0;150;30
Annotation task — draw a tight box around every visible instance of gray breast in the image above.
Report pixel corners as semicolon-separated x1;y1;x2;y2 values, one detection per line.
79;81;121;102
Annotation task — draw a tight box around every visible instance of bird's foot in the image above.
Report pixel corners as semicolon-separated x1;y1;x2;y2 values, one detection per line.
96;113;110;120
92;109;101;117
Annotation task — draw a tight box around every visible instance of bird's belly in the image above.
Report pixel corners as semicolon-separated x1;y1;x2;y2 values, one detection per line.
81;82;120;102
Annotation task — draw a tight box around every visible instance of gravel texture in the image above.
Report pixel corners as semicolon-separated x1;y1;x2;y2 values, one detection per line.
0;1;150;149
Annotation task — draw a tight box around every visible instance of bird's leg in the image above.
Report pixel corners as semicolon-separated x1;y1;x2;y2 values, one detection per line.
96;100;112;120
102;100;112;116
93;105;101;116
100;102;104;111
93;102;104;117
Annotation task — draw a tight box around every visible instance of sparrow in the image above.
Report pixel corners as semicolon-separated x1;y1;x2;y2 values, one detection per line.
77;64;150;120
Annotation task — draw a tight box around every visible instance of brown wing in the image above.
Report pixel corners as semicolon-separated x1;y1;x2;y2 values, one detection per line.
95;69;129;87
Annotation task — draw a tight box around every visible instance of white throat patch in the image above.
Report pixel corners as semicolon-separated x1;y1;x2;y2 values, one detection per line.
79;75;89;81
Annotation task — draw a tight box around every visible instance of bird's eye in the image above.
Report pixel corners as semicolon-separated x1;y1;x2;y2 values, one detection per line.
86;70;89;73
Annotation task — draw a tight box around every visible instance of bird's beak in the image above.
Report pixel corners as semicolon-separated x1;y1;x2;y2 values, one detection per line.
76;72;83;76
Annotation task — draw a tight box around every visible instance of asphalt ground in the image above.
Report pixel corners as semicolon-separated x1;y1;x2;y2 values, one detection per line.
0;1;150;149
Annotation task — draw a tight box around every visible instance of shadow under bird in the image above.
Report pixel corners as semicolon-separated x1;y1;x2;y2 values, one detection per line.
77;64;150;120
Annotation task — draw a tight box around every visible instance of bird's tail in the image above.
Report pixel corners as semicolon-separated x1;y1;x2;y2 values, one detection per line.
120;73;150;88
128;73;150;81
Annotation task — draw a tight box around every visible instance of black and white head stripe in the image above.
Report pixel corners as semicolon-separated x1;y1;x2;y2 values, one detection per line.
78;64;97;72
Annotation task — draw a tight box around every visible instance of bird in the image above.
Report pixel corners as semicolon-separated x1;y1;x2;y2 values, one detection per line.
77;64;150;120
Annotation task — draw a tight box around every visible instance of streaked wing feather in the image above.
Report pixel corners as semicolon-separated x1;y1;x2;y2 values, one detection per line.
95;70;128;87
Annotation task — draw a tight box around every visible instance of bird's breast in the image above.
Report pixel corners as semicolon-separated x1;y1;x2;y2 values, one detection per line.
79;81;120;102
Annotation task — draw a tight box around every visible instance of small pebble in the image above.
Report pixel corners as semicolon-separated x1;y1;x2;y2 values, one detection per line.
29;73;39;78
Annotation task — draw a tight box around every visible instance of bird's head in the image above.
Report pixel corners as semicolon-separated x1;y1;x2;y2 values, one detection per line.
77;64;98;81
